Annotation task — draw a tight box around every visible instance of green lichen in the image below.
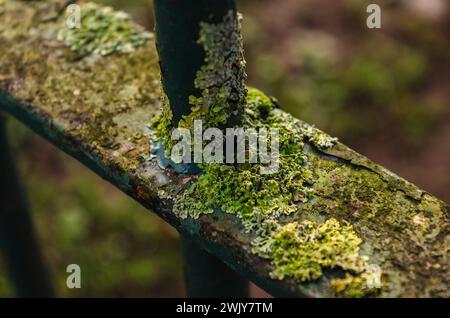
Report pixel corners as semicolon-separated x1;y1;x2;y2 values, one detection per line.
149;89;174;150
57;2;152;56
3;0;449;298
151;10;247;151
180;11;247;129
302;123;338;149
1;14;161;162
246;86;273;118
303;154;449;297
171;88;378;297
252;218;369;281
173;88;343;234
150;11;370;295
174;88;315;231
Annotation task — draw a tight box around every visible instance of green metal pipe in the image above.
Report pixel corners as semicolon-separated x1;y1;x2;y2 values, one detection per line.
181;234;249;298
153;0;237;126
0;114;54;297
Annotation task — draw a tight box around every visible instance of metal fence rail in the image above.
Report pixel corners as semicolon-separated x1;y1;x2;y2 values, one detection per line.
0;0;448;298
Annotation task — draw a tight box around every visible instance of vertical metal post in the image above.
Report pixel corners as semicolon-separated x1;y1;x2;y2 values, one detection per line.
0;114;54;297
153;0;238;125
181;234;249;298
154;0;249;297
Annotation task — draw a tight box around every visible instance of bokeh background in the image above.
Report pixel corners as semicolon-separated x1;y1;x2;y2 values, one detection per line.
0;0;449;297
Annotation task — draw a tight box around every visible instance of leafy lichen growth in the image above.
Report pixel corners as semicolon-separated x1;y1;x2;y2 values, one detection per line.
151;10;370;295
57;2;152;56
174;88;314;231
252;219;369;281
151;10;247;150
330;272;380;298
181;11;247;129
149;89;174;150
171;87;382;294
246;86;273;118
302;123;338;149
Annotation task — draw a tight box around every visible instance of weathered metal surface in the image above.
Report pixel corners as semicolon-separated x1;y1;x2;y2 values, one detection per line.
0;1;448;297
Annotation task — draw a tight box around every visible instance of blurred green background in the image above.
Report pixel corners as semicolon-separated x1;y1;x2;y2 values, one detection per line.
0;0;449;297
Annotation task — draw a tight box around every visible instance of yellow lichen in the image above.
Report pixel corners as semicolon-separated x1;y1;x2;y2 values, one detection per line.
174;88;314;231
253;219;370;282
149;10;370;294
331;272;381;298
302;123;338;149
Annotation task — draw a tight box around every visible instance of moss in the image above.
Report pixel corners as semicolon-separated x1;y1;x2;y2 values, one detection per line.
0;1;161;175
57;2;152;56
300;149;449;297
0;0;36;40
